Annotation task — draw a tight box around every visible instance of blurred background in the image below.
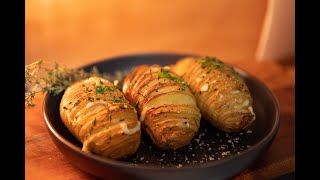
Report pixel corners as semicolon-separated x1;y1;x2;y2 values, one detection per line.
25;0;294;68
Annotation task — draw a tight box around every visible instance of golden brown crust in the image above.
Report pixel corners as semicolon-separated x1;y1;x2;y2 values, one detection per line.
171;57;256;132
123;65;201;150
60;77;141;159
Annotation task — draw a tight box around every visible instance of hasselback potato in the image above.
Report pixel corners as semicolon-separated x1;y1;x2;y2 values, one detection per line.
60;77;141;159
122;65;201;150
171;57;256;132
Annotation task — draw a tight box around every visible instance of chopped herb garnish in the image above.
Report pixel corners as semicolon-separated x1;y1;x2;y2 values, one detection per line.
92;118;96;126
85;87;92;92
207;82;210;90
133;102;139;109
42;86;49;91
230;67;240;80
178;83;188;90
115;84;121;90
198;56;224;70
88;97;95;102
99;79;103;85
113;96;123;103
158;69;183;83
96;98;100;100
74;100;81;106
96;85;115;94
130;83;135;87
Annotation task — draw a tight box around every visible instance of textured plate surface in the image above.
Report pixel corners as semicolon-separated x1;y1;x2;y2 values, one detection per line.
43;53;280;180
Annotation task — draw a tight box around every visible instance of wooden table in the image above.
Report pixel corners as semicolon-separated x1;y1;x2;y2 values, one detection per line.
25;59;295;180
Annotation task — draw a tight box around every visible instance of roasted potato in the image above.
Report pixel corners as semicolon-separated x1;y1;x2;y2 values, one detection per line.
60;77;141;159
122;65;201;150
170;57;256;132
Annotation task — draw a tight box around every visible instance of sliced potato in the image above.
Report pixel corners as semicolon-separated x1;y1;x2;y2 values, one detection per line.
171;57;256;132
60;77;141;159
123;65;201;150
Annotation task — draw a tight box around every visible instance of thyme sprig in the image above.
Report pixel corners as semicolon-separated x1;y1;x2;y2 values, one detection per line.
25;60;114;107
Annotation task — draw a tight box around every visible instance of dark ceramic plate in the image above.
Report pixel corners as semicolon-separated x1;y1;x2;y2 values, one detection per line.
43;53;280;180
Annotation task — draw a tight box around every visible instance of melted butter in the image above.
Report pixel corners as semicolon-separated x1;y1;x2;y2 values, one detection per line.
140;109;147;122
109;105;119;111
122;81;129;94
84;77;108;85
248;106;256;121
200;83;209;92
113;80;119;86
230;90;240;94
85;101;109;109
234;99;249;109
119;121;141;135
83;78;92;83
82;141;90;152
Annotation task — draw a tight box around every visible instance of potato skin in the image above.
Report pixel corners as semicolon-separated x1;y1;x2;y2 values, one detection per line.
122;65;201;150
60;77;141;159
171;57;256;132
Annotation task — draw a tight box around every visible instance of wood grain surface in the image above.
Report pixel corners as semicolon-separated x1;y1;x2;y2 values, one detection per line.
25;60;295;180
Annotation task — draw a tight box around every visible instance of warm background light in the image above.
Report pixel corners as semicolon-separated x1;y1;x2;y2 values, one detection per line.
26;0;268;68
